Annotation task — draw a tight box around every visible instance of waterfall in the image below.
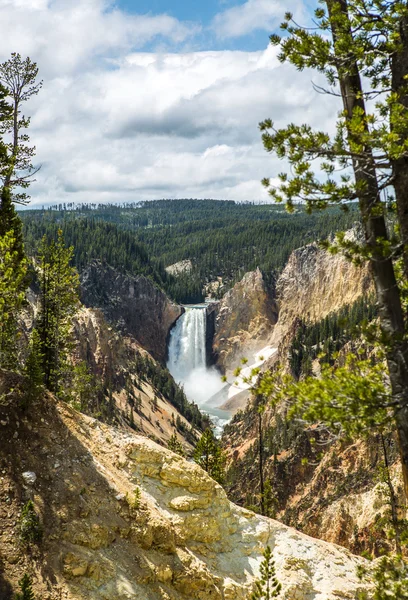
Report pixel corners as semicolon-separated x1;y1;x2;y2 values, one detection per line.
167;307;207;380
167;306;229;433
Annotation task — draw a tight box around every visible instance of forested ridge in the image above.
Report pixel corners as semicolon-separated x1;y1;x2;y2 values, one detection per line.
20;200;359;304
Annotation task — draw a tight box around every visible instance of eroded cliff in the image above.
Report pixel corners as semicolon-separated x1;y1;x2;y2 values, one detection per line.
220;236;385;553
213;268;278;375
272;239;372;347
80;261;183;363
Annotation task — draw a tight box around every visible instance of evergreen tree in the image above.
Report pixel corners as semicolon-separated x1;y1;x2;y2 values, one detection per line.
71;361;96;412
167;433;185;457
0;227;27;368
37;230;79;395
251;546;282;600
194;428;225;484
22;329;43;409
14;573;35;600
0;53;42;204
260;0;408;497
19;500;42;545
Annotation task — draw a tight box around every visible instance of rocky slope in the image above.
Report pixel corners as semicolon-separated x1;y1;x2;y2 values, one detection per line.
272;239;372;348
220;237;385;553
72;306;205;451
80;261;183;363
223;397;402;556
20;291;203;452
0;379;370;600
213;268;278;375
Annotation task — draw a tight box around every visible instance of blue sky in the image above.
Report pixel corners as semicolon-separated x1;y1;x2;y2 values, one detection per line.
118;0;224;24
117;0;277;51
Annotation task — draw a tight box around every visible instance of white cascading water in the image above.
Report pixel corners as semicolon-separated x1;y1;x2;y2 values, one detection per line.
167;306;229;433
168;307;207;378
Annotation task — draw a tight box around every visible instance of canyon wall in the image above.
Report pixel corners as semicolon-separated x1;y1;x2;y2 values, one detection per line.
272;239;372;347
220;236;388;553
213;268;278;375
80;261;183;363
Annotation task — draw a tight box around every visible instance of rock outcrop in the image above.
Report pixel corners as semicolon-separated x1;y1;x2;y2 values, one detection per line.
213;269;278;375
80;261;183;363
20;291;201;451
165;259;193;276
272;239;372;347
0;382;370;600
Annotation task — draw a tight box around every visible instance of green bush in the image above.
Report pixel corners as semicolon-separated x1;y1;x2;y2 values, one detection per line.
19;500;43;545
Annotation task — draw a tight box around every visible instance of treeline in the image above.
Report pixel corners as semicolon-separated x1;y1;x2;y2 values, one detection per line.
22;217;167;287
21;200;359;304
289;296;378;378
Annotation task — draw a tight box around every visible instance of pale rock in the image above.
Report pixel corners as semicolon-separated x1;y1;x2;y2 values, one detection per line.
22;471;37;485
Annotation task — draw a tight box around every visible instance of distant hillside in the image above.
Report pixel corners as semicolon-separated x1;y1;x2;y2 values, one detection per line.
20;199;359;304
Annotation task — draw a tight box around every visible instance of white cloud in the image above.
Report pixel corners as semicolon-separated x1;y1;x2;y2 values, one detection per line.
0;0;197;76
212;0;301;39
0;0;338;206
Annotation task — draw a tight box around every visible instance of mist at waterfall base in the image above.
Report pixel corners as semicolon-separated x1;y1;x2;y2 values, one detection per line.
167;307;230;435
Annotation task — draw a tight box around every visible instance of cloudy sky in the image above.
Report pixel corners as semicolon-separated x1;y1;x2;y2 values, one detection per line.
0;0;335;206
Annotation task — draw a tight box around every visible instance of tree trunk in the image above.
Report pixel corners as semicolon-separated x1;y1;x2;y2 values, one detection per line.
380;433;402;555
391;12;408;280
327;0;408;497
259;410;265;516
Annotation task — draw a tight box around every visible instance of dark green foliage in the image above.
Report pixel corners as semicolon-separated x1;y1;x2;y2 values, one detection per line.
22;217;168;292
70;361;100;413
0;222;27;369
0;187;25;260
167;433;185;457
37;230;79;394
19;500;42;546
20;200;358;304
358;556;408;600
289;296;377;378
194;428;225;483
22;329;43;409
14;573;35;600
251;545;281;600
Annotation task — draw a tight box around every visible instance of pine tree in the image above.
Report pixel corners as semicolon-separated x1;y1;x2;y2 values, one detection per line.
19;500;42;545
0;226;27;368
37;230;79;395
167;433;185;457
251;546;282;600
261;0;408;498
21;329;43;409
14;573;35;600
0;53;42;204
194;428;225;484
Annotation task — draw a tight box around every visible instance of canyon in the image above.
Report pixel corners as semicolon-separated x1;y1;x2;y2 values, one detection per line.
1;230;384;598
